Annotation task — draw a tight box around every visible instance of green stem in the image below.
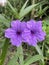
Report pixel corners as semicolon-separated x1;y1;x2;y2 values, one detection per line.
35;45;43;56
35;45;45;65
42;42;45;56
0;39;9;65
17;45;24;65
31;0;35;18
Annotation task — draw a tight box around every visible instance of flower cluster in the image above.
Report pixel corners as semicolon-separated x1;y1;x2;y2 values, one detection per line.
5;20;46;47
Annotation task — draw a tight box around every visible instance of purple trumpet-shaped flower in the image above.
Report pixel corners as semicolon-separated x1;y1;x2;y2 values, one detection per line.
5;19;46;47
5;20;26;47
23;20;46;46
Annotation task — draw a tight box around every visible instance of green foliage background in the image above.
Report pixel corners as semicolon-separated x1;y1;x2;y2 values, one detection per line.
0;0;49;65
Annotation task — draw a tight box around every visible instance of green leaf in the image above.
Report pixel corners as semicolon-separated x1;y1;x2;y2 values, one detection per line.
20;0;29;13
0;38;5;48
8;46;24;65
35;45;43;56
35;45;45;65
0;39;9;65
19;3;39;19
38;6;49;16
24;55;43;65
43;17;49;26
17;46;24;65
0;14;10;27
7;51;19;65
7;1;19;19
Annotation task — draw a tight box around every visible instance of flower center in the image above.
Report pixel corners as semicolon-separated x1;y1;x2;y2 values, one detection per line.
16;31;21;35
31;30;35;35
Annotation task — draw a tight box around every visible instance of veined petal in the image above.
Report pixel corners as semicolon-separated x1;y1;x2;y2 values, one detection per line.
22;28;30;41
11;20;21;31
36;31;46;41
22;28;37;46
36;21;42;31
21;22;27;31
10;36;22;47
27;35;37;46
27;19;36;30
5;28;16;38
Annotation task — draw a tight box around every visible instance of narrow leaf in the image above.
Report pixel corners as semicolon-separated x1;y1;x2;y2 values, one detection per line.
0;14;10;27
24;55;43;65
17;46;24;65
0;39;9;65
7;51;19;65
7;1;19;19
19;3;39;19
20;0;29;13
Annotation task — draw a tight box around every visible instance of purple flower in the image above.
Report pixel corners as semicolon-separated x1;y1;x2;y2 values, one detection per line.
23;20;46;46
5;20;26;47
5;19;46;47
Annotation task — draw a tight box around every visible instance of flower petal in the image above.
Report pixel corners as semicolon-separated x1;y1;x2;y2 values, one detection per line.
36;31;46;41
5;28;16;38
36;21;42;31
27;35;37;46
22;29;37;46
22;28;30;42
10;36;22;47
27;19;36;30
21;22;27;31
11;20;21;31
